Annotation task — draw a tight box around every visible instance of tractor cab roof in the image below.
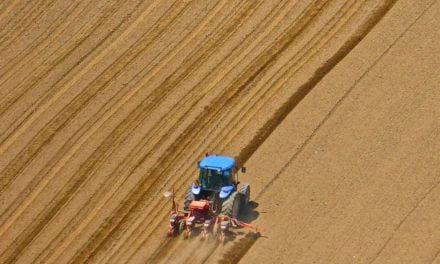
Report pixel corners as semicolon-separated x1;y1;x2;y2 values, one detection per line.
199;155;235;171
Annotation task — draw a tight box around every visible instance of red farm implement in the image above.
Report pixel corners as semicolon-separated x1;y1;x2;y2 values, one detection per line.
166;194;259;242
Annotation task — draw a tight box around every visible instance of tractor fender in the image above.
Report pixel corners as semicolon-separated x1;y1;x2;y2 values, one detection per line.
191;183;201;195
219;185;234;199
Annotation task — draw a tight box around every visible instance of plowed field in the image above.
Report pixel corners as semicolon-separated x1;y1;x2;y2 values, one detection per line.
0;0;438;263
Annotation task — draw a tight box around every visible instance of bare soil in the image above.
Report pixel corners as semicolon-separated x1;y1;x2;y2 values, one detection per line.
0;0;438;263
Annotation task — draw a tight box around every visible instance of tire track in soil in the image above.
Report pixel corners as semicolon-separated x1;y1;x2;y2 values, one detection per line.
0;0;125;142
106;1;305;263
209;0;363;161
0;0;91;129
87;0;378;260
31;1;246;262
0;0;178;196
0;0;165;156
105;2;325;263
0;0;140;148
0;0;90;73
42;0;358;260
0;0;183;231
0;0;20;16
0;0;129;216
0;0;57;50
0;0;241;260
0;0;119;150
144;0;366;262
64;1;276;263
0;0;72;62
0;0;40;43
99;1;312;260
77;1;333;262
216;0;398;262
142;0;355;260
0;1;30;31
0;0;434;263
0;0;133;196
0;0;158;222
3;1;195;258
0;0;211;245
155;0;388;262
125;1;332;262
172;9;372;260
370;179;440;264
0;0;398;262
0;0;82;84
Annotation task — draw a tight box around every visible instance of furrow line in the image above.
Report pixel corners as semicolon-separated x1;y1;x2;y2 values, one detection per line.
31;1;239;262
79;1;329;262
0;0;26;26
0;0;122;135
0;0;82;81
0;0;234;260
0;0;208;238
0;0;171;156
144;0;392;262
217;0;363;157
63;1;274;262
0;0;38;42
0;0;136;195
0;0;57;49
103;1;301;262
0;0;185;242
217;1;400;262
144;0;348;260
369;179;440;264
0;0;186;222
0;0;139;143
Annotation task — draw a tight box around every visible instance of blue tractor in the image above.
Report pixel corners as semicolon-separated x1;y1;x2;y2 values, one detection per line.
183;155;250;218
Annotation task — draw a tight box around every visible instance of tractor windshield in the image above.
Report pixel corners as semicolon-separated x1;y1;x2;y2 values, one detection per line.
198;168;230;190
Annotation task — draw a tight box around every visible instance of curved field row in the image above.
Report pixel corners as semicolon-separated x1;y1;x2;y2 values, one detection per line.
0;0;438;263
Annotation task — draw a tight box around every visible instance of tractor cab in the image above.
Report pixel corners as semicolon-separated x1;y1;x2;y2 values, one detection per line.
190;155;237;202
197;155;235;190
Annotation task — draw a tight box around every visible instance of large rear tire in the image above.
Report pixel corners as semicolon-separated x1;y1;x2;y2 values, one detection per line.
183;187;195;211
221;192;240;218
238;184;250;208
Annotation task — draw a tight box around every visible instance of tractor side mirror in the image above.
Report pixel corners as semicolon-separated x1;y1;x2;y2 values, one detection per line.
241;167;246;173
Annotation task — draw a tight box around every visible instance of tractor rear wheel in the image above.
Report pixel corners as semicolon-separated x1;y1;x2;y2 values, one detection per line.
183;187;194;211
221;192;240;218
238;184;250;208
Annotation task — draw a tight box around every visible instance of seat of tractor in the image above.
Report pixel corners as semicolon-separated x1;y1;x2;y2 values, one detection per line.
189;200;209;210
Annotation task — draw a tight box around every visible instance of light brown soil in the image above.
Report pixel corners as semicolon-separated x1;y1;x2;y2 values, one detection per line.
0;0;438;263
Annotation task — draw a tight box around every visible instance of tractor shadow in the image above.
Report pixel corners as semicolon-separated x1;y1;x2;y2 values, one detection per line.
239;201;259;223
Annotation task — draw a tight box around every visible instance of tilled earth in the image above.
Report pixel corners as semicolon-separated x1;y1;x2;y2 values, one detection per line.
0;0;439;263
